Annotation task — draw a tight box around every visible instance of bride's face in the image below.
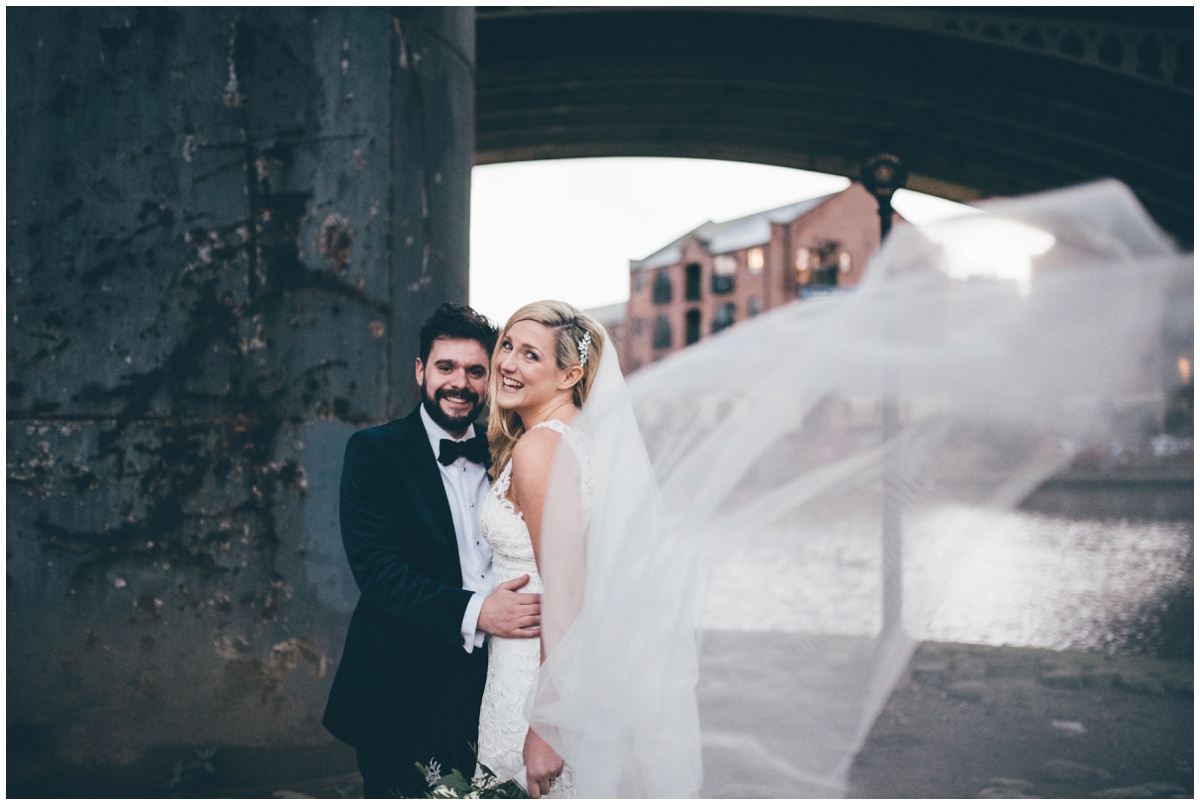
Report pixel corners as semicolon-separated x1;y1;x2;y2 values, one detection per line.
494;319;573;413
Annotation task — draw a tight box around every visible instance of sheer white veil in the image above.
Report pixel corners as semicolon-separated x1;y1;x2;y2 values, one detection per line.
534;329;703;797
530;179;1192;797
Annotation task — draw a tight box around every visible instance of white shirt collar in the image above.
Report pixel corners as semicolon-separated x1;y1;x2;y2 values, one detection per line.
419;403;475;459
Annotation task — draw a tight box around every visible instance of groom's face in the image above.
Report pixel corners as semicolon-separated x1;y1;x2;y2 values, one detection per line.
416;337;489;437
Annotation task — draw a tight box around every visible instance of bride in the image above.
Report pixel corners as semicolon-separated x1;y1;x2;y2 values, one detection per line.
476;300;606;798
476;299;704;798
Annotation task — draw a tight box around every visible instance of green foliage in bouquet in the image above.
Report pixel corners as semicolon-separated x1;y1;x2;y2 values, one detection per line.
415;756;529;799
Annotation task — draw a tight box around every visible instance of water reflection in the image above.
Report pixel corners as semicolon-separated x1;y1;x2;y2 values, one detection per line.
697;487;1192;658
918;504;1192;656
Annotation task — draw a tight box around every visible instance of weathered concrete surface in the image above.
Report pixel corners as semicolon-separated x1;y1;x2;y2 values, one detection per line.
848;642;1193;799
7;7;474;793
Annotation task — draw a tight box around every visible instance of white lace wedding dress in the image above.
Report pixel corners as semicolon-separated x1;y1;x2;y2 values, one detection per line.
477;419;589;798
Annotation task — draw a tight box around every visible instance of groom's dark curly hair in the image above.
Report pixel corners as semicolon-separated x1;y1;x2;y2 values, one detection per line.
418;302;498;363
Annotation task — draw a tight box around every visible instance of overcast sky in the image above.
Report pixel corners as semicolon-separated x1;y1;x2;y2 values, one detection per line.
469;157;975;325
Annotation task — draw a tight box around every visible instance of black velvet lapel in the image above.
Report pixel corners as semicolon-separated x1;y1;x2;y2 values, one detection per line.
399;408;459;556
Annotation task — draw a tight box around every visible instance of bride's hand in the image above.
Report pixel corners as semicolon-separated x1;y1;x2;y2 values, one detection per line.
523;728;564;799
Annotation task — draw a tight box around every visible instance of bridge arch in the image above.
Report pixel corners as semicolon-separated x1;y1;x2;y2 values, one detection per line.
476;7;1192;244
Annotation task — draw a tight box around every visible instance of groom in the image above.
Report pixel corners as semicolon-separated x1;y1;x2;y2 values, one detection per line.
324;303;541;798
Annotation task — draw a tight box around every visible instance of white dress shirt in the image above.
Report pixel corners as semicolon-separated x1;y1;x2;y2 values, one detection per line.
419;405;494;653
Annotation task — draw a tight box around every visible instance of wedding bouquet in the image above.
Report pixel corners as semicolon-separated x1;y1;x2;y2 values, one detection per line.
415;758;528;799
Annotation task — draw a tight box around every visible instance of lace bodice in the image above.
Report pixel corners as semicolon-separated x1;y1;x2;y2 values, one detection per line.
476;419;590;797
482;419;592;588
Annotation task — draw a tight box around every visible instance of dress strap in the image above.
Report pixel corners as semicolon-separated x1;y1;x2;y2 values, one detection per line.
530;418;572;434
526;419;592;523
529;420;587;466
491;459;514;498
490;422;572;506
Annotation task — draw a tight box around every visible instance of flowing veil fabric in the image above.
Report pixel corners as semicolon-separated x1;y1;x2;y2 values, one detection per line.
530;180;1192;797
534;337;703;797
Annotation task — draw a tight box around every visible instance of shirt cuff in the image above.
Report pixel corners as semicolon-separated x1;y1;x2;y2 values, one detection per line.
460;591;486;653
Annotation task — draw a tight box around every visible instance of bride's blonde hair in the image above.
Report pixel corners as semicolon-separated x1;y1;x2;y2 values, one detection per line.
487;300;606;472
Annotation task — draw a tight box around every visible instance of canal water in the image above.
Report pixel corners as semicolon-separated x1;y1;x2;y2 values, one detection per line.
692;482;1191;797
696;484;1192;660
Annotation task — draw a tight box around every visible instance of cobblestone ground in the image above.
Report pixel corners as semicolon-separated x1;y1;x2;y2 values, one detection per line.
211;642;1192;799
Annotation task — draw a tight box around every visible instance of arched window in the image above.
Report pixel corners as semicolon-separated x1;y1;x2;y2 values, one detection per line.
652;268;673;304
685;308;701;345
685;263;701;300
652;314;673;349
713;302;736;334
748;247;764;274
712;255;736;295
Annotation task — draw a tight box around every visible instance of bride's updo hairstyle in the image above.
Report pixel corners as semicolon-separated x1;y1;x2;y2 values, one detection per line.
487;300;606;472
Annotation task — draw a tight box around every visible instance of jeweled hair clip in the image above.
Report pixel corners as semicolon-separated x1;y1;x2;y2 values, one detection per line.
577;330;592;364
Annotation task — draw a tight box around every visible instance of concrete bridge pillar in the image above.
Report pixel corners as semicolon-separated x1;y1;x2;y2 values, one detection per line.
7;7;474;792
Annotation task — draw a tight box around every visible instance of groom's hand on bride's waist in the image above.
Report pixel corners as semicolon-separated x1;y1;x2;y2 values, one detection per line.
478;574;541;639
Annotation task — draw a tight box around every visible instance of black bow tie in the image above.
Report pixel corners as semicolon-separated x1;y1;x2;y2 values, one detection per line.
438;435;490;467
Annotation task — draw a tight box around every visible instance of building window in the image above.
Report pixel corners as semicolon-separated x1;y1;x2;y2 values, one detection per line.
814;240;841;285
633;271;645;293
748;297;761;317
712;302;736;334
652;314;672;349
685;308;701;345
712;254;736;295
795;246;810;286
748;247;764;274
633;317;645;336
712;274;735;294
685;262;701;301
652;268;673;304
796;241;841;289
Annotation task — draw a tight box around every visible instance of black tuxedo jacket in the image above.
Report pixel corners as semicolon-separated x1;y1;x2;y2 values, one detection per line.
323;407;488;764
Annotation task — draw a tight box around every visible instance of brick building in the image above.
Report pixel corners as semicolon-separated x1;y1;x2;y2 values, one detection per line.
621;183;895;372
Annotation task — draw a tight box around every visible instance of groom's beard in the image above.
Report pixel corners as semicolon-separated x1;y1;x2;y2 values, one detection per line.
422;383;484;434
